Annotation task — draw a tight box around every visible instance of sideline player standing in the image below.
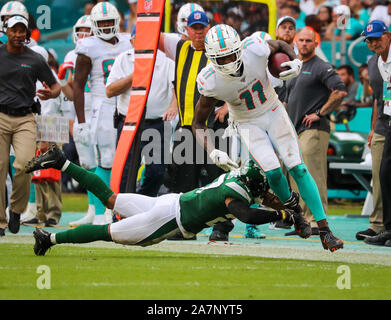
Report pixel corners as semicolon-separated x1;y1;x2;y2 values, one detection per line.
25;144;309;255
73;2;131;224
57;15;99;226
192;24;343;252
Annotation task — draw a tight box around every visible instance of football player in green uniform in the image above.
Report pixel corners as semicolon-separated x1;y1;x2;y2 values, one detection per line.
25;144;313;256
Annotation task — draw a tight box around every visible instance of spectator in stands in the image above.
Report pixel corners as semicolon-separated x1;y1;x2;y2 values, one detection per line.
353;64;373;107
317;5;333;38
224;7;244;35
336;65;360;101
349;0;370;26
324;5;364;40
84;2;95;15
369;0;391;27
279;4;306;29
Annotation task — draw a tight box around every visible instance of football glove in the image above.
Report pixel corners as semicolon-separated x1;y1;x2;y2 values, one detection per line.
279;58;302;80
57;61;74;86
209;149;239;171
73;122;90;147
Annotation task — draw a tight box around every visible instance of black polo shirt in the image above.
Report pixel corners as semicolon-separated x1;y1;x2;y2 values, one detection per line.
284;55;346;135
0;44;56;110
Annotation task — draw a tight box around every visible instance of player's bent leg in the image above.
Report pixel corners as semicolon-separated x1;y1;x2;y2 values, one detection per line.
113;193;158;218
25;145;114;209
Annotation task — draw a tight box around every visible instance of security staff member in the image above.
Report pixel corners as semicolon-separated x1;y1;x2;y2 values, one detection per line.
0;16;60;236
362;20;391;247
159;11;234;241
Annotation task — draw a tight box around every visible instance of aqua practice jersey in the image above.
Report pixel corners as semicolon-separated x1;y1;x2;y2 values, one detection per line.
179;171;255;234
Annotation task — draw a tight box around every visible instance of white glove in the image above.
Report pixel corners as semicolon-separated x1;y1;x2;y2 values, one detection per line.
73;122;90;146
209;149;239;172
279;58;302;80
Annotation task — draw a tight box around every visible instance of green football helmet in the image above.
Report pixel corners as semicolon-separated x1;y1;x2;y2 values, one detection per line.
240;159;269;198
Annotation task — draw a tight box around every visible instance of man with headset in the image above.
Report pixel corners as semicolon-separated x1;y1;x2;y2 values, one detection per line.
0;15;60;236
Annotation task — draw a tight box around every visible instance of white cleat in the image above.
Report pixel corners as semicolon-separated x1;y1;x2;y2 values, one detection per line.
69;205;95;226
21;202;38;222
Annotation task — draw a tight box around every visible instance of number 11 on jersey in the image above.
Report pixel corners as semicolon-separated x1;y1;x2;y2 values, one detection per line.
239;80;267;110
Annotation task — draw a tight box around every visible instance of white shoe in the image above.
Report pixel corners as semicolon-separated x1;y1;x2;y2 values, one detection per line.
69;205;95;226
21;202;37;222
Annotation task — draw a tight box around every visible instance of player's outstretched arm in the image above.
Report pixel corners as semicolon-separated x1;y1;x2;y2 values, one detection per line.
225;197;292;226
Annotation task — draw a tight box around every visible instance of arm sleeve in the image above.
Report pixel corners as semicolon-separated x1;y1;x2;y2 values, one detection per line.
227;199;282;225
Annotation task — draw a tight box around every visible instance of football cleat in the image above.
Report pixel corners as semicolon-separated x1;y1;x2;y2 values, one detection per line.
33;228;54;256
245;224;266;239
25;144;67;173
283;208;312;239
320;230;344;252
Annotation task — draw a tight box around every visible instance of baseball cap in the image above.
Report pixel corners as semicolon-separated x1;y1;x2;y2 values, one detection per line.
7;16;28;29
187;10;209;27
276;16;296;29
363;20;387;39
333;5;350;16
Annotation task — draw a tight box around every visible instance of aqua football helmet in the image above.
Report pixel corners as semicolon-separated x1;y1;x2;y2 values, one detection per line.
205;24;243;76
73;15;92;44
0;1;29;30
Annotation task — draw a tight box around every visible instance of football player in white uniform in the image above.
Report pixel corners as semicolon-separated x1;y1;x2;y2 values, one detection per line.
0;1;29;29
73;2;130;224
57;15;99;226
193;25;344;252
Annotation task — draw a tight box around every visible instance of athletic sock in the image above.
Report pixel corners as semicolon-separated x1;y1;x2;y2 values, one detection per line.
64;162;113;207
28;183;35;203
289;163;327;221
55;224;112;244
93;166;112;215
264;167;291;202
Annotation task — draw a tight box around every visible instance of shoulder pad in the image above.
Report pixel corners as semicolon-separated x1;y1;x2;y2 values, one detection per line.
197;65;217;97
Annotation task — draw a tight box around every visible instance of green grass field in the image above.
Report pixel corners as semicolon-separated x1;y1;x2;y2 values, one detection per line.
1;193;390;302
0;242;390;300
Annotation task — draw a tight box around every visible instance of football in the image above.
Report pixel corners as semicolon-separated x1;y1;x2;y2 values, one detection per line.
268;52;291;78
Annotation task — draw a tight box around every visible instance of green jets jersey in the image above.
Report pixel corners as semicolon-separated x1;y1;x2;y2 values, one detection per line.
179;172;254;234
